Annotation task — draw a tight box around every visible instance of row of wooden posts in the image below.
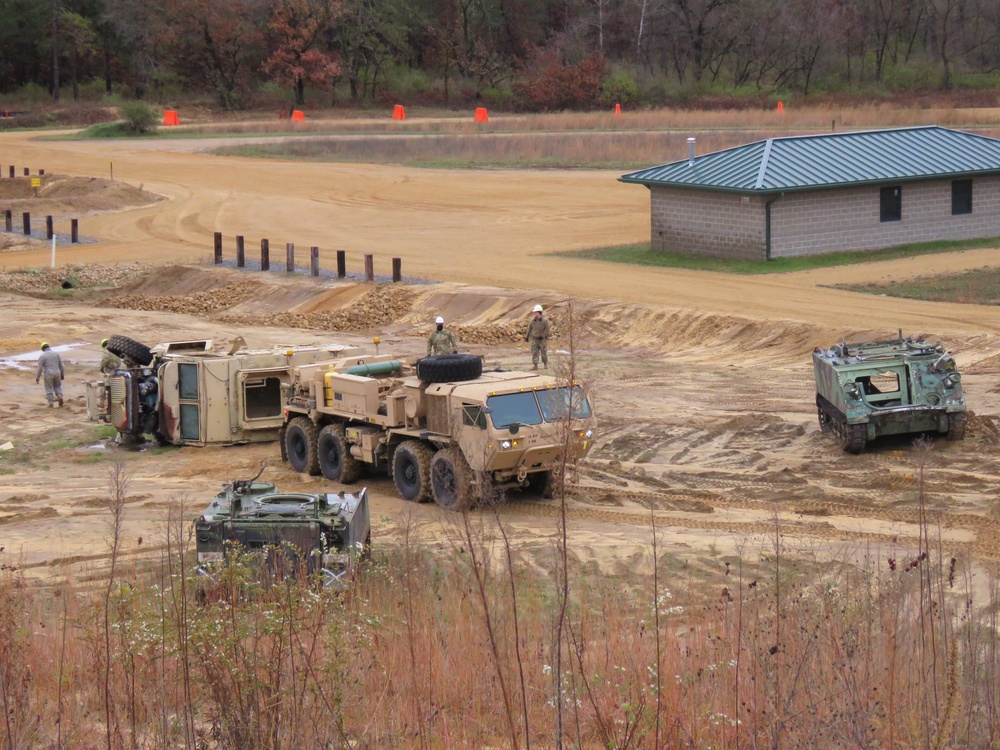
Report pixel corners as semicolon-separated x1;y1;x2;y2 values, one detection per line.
213;232;403;282
3;210;80;243
1;166;44;178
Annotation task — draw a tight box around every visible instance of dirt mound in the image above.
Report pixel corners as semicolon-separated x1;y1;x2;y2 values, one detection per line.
108;280;263;315
222;284;418;332
0;175;161;218
0;263;149;295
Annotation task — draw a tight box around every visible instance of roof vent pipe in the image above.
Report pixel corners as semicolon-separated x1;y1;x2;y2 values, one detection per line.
687;136;696;166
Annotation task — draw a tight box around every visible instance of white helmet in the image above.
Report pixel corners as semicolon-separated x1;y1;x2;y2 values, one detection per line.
532;304;543;313
435;316;444;324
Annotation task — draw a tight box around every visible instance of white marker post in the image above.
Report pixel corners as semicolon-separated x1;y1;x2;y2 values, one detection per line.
51;234;56;268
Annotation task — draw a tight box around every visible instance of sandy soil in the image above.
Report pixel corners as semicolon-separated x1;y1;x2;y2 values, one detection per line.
3;125;1000;583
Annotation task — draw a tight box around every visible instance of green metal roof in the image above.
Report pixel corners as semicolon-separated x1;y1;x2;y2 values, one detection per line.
620;126;1000;194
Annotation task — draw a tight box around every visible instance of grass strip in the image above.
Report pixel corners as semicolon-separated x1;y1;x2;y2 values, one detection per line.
556;237;1000;274
834;267;1000;304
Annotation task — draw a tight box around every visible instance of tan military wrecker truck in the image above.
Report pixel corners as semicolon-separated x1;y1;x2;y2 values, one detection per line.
280;352;595;510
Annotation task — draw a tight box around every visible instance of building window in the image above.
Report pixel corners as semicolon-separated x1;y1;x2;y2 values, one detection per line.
952;179;972;215
880;186;902;222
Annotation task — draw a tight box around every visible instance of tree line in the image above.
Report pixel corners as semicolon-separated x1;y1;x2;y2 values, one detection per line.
2;0;999;110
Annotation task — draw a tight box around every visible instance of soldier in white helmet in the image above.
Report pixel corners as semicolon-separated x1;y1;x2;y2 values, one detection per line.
427;316;458;356
524;304;551;369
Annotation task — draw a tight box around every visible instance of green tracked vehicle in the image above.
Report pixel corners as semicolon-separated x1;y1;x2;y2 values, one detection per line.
194;469;370;590
813;332;966;453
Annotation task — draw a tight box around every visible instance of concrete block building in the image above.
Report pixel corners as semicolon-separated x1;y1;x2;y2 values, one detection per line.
620;126;1000;260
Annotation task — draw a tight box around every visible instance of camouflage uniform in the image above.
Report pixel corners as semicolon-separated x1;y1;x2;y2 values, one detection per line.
100;349;122;374
36;348;65;406
427;328;458;356
525;314;551;368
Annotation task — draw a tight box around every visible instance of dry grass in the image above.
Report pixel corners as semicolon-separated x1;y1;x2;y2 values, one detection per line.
123;106;1000;169
835;266;1000;305
2;505;999;748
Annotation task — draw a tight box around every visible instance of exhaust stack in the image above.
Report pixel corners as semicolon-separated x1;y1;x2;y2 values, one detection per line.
687;137;696;166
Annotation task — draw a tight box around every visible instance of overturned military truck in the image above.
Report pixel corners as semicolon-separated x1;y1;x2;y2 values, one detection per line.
280;352;596;510
87;335;366;446
814;332;966;453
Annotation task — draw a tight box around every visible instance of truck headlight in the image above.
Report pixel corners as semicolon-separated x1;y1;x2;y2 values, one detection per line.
944;373;961;388
845;382;861;400
577;429;593;439
500;439;519;450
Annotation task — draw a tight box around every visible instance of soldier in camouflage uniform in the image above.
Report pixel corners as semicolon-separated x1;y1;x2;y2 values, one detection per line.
524;304;551;369
99;338;122;374
427;316;458;356
35;342;65;407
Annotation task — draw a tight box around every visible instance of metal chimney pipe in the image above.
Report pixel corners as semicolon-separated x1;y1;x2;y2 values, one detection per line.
687;137;696;166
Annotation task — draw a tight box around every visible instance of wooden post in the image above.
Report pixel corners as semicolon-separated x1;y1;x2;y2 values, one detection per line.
261;238;270;271
4;210;11;232
286;242;294;272
392;257;402;282
336;250;346;278
236;235;245;267
45;215;53;240
22;212;30;235
70;218;78;243
364;254;374;281
310;246;319;277
214;232;223;265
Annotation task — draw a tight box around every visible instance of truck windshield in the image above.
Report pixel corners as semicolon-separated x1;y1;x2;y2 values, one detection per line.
487;386;592;429
538;386;592;422
486;392;542;429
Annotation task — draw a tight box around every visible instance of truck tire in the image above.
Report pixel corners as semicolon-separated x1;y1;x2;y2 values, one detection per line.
946;413;966;441
393;440;433;502
285;417;319;475
416;354;482;383
430;448;475;511
105;335;154;367
318;424;362;483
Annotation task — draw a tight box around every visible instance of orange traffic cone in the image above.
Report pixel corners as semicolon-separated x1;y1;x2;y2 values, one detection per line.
614;103;621;115
776;101;784;113
392;104;406;120
474;107;489;123
291;110;305;121
163;110;179;126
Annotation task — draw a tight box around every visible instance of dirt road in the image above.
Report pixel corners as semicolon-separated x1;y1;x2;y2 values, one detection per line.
4;128;1000;334
3;123;1000;582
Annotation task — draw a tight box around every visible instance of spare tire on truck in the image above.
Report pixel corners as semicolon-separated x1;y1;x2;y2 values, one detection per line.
416;353;482;383
105;334;154;366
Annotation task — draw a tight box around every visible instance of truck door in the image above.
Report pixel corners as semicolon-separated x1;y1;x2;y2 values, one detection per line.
459;402;489;471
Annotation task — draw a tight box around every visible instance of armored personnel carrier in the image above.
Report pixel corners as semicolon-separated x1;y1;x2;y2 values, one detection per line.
813;332;966;453
194;469;370;589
